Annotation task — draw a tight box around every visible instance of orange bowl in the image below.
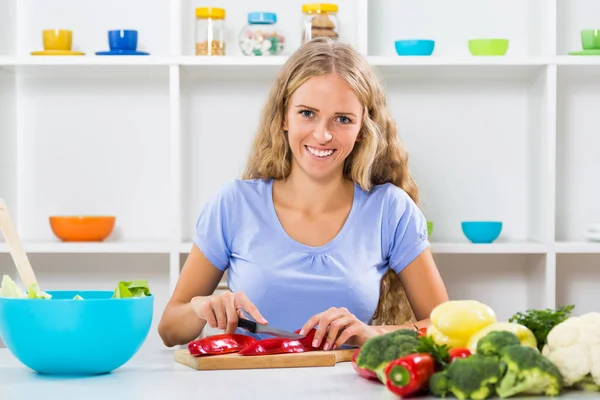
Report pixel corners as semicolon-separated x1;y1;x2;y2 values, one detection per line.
49;216;116;242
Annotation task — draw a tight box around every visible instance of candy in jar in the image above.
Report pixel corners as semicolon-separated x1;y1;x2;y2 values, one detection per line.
239;12;285;56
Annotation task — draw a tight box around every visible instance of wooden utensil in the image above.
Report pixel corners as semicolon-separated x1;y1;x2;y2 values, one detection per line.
174;348;356;371
0;198;39;290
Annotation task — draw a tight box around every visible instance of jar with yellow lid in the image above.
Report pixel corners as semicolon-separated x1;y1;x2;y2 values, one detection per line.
195;7;226;56
301;3;339;44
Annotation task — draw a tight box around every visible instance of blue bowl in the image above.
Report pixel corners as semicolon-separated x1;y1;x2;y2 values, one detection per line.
109;30;138;51
461;221;503;243
0;290;153;375
395;39;435;56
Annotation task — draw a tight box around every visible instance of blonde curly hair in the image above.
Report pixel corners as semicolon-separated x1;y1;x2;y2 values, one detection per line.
242;37;419;326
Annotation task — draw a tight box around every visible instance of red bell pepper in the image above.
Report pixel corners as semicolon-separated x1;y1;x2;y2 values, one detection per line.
188;333;257;357
351;348;379;380
238;337;306;355
238;328;325;356
449;347;471;361
417;327;428;337
384;353;435;397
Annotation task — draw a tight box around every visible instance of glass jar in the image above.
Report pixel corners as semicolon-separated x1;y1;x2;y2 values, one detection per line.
195;7;226;56
239;12;285;56
301;3;339;44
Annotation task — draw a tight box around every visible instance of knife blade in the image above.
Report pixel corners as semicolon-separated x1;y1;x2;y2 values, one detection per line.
237;318;304;339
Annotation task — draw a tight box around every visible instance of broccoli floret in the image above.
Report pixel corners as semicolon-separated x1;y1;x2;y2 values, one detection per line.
574;376;600;392
355;330;421;383
477;331;521;357
442;354;504;400
389;327;419;338
495;344;563;398
429;371;450;397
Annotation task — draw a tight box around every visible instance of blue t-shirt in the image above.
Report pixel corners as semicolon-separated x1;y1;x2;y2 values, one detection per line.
193;178;430;339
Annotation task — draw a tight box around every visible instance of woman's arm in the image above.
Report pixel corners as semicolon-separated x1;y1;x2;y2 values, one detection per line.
373;248;449;335
157;244;224;347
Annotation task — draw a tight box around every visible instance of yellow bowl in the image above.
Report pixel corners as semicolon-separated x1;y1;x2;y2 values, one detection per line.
49;216;116;242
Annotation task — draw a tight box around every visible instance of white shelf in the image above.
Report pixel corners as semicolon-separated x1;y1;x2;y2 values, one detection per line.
0;241;172;254
1;55;600;69
6;241;596;256
1;0;599;350
555;242;600;254
431;242;548;254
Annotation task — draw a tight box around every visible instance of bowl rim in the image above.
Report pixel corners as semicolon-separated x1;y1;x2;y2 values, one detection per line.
395;39;435;43
49;216;116;219
468;38;509;42
0;290;153;301
461;221;503;224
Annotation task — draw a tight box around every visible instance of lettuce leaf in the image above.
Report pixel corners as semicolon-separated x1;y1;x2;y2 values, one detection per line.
0;275;51;299
112;280;150;298
27;283;52;299
0;275;26;298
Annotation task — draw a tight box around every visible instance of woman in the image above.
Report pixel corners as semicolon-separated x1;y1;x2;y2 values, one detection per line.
158;37;448;351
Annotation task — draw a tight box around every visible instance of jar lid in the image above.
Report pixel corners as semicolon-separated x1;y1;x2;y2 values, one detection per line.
248;12;277;24
302;3;338;13
196;7;226;19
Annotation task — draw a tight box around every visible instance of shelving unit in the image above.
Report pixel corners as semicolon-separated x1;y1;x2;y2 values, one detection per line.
1;0;599;350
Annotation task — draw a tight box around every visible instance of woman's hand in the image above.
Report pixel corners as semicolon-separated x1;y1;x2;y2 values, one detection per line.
190;291;267;334
299;307;378;350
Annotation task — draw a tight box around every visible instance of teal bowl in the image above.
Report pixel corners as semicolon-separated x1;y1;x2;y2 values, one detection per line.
395;39;435;56
0;290;153;375
461;221;502;243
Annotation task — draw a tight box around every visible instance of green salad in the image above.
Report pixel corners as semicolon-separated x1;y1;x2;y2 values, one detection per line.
0;275;150;300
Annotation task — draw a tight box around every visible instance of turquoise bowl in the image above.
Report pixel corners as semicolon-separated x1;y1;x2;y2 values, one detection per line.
395;39;435;56
461;221;502;243
0;290;153;375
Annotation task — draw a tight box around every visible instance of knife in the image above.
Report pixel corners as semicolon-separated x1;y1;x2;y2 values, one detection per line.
237;318;304;339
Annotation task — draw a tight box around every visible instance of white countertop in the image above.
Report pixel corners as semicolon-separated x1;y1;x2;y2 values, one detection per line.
0;348;597;400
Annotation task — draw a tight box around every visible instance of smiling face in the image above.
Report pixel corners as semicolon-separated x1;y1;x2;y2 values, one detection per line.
283;73;363;182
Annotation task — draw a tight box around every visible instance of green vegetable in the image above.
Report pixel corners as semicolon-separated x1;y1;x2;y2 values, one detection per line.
495;344;563;398
0;275;25;298
573;376;600;392
429;370;451;397
0;275;50;299
26;282;51;299
112;280;151;298
430;354;505;400
476;331;521;357
508;305;574;351
0;275;150;300
355;328;421;383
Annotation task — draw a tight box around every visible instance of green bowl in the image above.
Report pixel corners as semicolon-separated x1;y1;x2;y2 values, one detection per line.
468;39;509;56
427;221;433;237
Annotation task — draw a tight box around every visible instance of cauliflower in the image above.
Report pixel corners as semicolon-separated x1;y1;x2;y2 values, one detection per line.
542;312;600;390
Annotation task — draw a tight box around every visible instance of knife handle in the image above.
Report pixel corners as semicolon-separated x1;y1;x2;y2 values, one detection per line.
237;318;257;333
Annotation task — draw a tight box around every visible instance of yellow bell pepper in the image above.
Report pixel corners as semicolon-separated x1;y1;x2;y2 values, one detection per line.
427;300;497;349
466;322;538;353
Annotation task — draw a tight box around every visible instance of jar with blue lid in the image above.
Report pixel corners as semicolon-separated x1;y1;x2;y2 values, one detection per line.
239;12;285;56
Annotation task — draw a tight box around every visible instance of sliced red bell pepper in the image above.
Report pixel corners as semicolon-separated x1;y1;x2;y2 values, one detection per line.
351;348;379;380
417;327;428;337
384;353;435;397
188;333;257;357
238;328;325;356
238;337;306;356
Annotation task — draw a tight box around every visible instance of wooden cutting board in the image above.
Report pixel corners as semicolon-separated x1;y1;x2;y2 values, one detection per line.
174;348;356;371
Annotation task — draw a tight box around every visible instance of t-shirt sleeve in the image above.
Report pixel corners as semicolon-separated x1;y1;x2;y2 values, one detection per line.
386;188;430;274
193;182;236;272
